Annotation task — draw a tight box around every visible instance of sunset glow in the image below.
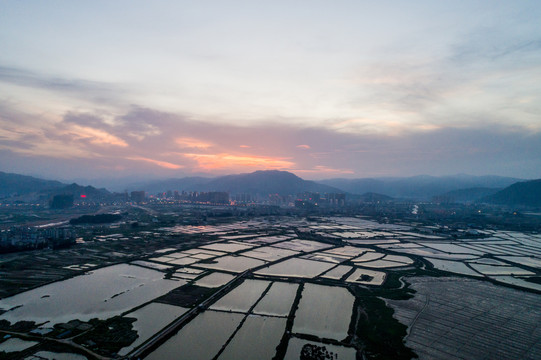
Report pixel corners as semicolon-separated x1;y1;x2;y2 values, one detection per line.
0;1;539;180
175;137;213;149
127;157;184;170
184;153;295;172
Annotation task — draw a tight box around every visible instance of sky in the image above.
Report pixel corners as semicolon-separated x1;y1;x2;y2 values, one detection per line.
1;1;541;182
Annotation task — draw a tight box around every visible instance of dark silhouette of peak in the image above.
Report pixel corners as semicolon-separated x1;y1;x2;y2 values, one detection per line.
0;171;65;196
318;174;521;200
51;183;110;197
131;176;212;194
434;187;502;203
480;179;541;208
132;170;342;196
205;170;341;195
358;192;393;202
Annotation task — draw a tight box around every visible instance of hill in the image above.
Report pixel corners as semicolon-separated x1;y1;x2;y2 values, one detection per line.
480;179;541;207
434;187;502;203
318;175;521;200
204;170;341;195
0;171;65;197
356;192;394;203
138;170;342;196
129;177;212;194
49;183;110;198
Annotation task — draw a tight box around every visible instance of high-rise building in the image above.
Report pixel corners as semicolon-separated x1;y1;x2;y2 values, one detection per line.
130;191;146;203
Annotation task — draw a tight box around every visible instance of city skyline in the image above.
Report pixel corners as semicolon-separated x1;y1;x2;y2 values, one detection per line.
1;1;541;181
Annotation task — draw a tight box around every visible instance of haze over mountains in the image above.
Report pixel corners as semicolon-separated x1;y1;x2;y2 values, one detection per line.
136;170;340;196
318;175;521;200
0;171;109;199
1;170;540;207
481;179;541;207
0;171;65;197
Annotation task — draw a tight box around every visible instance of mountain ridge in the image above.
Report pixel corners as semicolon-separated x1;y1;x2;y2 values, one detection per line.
135;170;342;196
480;179;541;208
0;171;65;197
0;170;534;203
317;175;522;200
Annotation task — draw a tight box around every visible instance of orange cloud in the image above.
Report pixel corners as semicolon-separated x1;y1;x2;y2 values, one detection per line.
297;144;311;149
239;145;251;148
67;125;128;147
184;153;295;171
127;156;184;169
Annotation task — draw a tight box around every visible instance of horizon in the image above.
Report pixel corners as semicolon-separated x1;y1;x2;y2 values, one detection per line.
1;1;541;180
1;168;532;193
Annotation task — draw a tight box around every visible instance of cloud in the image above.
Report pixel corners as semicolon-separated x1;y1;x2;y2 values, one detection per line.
62;125;129;147
176;137;213;149
1;102;540;180
184;153;295;172
338;24;541;136
0;65;126;105
126;157;184;170
297;144;311;149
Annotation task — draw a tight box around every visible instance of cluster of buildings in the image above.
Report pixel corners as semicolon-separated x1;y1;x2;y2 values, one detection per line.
147;191;231;205
133;190;348;208
0;226;75;252
295;192;347;208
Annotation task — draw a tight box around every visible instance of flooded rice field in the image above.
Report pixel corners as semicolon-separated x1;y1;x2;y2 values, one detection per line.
272;239;333;252
345;268;386;285
194;272;235;288
427;258;484;277
131;260;175;271
252;282;298;316
194;255;266;273
218;315;287;360
146;311;244;360
468;263;535;276
0;264;182;325
324;245;366;257
244;235;294;244
210;279;270;313
303;251;350;263
497;256;541;268
172;267;206;280
118;302;188;356
241;246;299;262
255;258;335;278
488;275;541;291
292;283;354;340
350;250;384;262
320;265;353;280
200;241;254;253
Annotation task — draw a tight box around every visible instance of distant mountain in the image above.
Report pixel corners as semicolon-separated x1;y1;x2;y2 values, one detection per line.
434;187;502;203
318;175;521;200
50;183;110;198
356;192;394;202
0;171;65;197
138;170;342;196
480;179;541;207
130;177;212;194
205;170;341;195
